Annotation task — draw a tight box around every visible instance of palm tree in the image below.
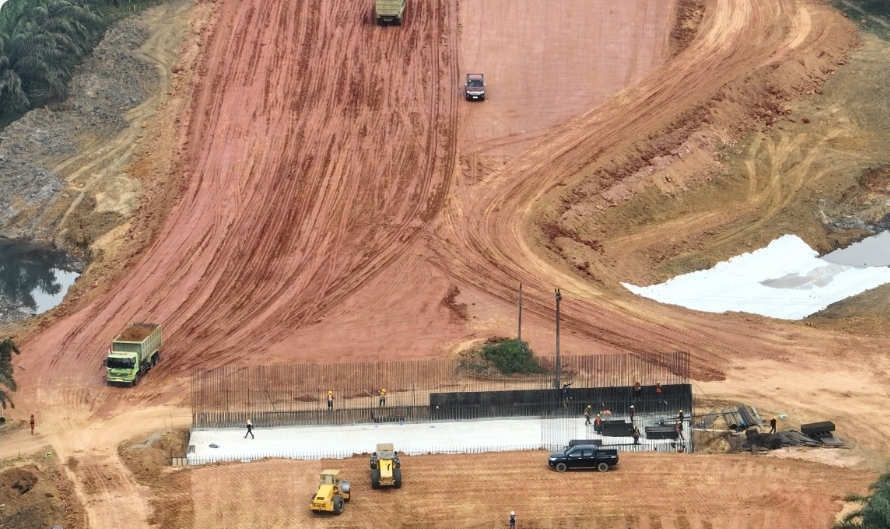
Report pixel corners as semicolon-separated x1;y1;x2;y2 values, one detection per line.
0;337;21;410
0;47;30;114
835;473;890;528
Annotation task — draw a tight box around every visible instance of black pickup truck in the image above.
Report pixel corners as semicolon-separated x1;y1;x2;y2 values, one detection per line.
548;445;619;472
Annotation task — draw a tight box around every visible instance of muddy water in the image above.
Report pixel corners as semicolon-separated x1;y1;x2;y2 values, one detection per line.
0;238;80;320
822;231;890;267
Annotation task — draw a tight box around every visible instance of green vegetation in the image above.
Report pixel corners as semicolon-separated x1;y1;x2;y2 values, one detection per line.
835;472;890;528
831;0;890;41
460;338;544;376
0;337;21;409
0;0;159;122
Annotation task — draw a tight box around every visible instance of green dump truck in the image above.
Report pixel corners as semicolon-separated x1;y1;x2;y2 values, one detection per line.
105;322;162;387
375;0;406;26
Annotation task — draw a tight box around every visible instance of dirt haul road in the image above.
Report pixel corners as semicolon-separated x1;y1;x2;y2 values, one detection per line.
8;0;890;526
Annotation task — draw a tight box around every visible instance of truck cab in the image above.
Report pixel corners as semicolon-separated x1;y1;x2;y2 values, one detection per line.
105;322;162;387
548;444;619;472
375;0;406;26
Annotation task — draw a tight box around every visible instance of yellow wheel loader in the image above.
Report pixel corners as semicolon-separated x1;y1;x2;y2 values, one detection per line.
370;443;402;489
309;469;351;515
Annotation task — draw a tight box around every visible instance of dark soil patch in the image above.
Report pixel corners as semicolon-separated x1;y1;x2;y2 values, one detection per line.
670;0;706;56
441;285;468;321
0;456;85;529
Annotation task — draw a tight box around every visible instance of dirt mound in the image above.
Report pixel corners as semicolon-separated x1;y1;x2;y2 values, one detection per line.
117;323;155;342
3;467;38;494
117;428;193;529
118;429;188;483
0;460;85;529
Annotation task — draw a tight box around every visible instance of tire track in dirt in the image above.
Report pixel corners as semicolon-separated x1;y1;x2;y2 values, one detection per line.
430;0;838;380
182;451;875;528
20;0;458;393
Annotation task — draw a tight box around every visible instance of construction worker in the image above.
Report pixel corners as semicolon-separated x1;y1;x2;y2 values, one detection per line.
633;380;642;400
629;405;635;421
379;388;387;407
594;413;603;434
244;418;254;439
562;382;572;403
584;406;592;426
29;414;35;435
327;390;334;410
509;511;516;529
769;416;777;434
678;409;684;421
675;420;684;440
655;382;662;396
633;426;640;445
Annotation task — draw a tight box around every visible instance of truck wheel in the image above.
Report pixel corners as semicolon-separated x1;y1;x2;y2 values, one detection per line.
371;469;381;489
556;462;567;472
131;375;139;387
597;462;609;472
151;353;159;366
333;495;344;515
393;468;402;489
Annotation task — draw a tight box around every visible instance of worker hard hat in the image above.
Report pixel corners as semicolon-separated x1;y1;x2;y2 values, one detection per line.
586;405;591;409
773;416;777;419
679;409;683;413
511;511;515;515
630;405;634;408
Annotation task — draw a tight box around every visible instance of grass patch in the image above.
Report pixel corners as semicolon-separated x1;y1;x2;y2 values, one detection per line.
831;0;890;40
459;337;545;376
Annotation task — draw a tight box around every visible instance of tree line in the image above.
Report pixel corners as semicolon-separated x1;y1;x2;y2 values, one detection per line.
0;0;158;122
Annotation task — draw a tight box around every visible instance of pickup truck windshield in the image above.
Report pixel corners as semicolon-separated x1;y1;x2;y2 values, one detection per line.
467;79;483;87
107;357;135;369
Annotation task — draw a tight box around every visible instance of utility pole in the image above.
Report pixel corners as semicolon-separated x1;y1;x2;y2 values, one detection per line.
517;283;523;351
554;288;562;389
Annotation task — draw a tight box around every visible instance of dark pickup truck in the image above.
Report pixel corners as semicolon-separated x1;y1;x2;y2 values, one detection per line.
464;73;485;101
548;445;619;472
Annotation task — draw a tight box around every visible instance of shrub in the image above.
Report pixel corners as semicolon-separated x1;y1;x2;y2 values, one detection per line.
460;338;544;376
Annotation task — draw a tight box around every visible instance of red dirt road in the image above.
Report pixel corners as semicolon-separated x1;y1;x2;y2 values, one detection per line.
458;0;676;161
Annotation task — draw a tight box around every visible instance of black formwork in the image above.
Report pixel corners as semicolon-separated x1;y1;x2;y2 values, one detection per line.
429;384;692;420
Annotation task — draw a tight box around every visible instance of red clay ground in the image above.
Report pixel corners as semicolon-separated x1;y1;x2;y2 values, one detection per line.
457;0;676;161
5;0;890;527
159;451;874;528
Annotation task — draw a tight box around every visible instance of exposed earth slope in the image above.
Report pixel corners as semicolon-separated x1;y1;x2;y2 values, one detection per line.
4;0;890;527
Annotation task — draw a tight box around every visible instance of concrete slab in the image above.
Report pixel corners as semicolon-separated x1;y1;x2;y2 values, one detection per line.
187;415;694;465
